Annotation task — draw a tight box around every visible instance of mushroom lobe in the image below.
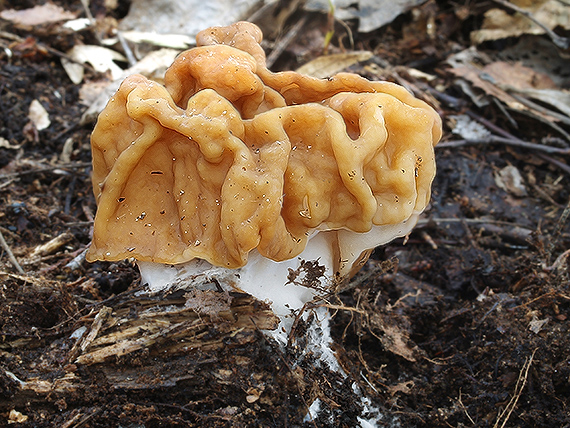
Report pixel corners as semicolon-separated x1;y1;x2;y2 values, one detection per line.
87;21;441;279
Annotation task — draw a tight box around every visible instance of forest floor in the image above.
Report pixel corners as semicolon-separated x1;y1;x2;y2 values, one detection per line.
1;0;569;427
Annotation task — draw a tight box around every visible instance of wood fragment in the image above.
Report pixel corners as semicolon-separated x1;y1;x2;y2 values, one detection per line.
0;228;25;274
30;232;74;258
71;292;279;365
266;15;308;69
493;349;536;428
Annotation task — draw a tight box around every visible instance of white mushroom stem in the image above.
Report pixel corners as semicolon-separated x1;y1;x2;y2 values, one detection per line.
137;212;421;346
138;232;336;345
137;213;422;424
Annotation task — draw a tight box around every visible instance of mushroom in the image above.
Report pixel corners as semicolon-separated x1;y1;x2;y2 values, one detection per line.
86;22;441;343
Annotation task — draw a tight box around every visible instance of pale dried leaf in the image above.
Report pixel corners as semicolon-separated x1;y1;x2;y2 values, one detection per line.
120;31;194;49
123;48;180;81
296;51;373;78
62;45;127;84
449;64;525;110
0;137;23;150
61;60;85;85
80;49;180;124
79;80;112;106
8;409;29;424
28;99;50;130
62;18;92;31
494;165;528;197
529;316;549;334
60;137;75;164
407;68;436;82
119;0;260;36
510;88;570;118
306;0;429;32
449;114;492;140
0;3;76;26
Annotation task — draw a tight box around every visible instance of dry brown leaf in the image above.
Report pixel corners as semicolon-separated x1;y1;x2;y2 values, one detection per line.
0;3;76;26
449;64;525;110
296;51;373;79
449;55;570;122
378;323;417;361
483;61;556;91
471;0;570;44
387;380;415;396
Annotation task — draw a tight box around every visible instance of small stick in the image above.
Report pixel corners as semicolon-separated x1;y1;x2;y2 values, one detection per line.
547;196;570;265
266;15;309;69
493;349;537;428
466;110;518;140
0;229;24;274
0;31;97;73
493;0;569;49
117;31;137;67
437;136;570;155
0;162;91;180
458;389;476;425
537;153;570;176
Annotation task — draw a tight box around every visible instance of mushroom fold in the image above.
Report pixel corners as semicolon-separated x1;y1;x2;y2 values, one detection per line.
87;21;442;281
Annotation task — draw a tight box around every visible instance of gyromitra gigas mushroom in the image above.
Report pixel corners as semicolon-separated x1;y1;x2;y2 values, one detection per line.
87;21;442;340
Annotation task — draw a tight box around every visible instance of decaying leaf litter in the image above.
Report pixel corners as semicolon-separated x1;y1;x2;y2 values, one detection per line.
1;0;569;426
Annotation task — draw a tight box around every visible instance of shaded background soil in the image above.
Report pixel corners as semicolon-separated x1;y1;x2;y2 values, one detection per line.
1;0;569;426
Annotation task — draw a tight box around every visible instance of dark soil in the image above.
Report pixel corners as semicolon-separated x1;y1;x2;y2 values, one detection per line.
1;0;569;427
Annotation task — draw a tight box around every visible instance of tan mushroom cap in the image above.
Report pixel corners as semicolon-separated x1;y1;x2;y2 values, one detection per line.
87;22;442;275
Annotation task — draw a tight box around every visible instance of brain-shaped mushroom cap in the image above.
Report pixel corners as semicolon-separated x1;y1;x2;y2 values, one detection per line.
87;21;442;277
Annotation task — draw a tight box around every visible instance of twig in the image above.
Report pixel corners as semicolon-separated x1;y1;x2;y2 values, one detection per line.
335;16;354;50
0;162;91;180
507;91;570;127
465;110;517;140
437;136;570;155
547;196;570;264
0;31;97;73
0;229;25;274
117;31;137;67
537;153;570;176
493;349;537;428
417;217;530;228
266;15;309;69
493;0;569;49
543;249;570;273
458;389;476;425
509;106;570;142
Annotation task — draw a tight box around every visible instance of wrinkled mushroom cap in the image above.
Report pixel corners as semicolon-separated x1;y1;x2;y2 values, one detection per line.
87;21;441;277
